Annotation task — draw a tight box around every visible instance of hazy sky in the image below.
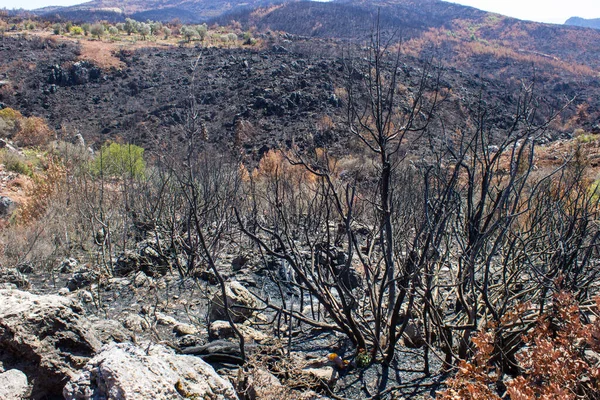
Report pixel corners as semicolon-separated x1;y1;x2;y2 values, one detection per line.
449;0;600;23
3;0;600;23
3;0;88;10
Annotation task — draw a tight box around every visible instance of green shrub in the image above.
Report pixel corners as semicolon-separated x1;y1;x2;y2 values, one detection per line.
0;150;34;177
91;142;146;179
70;26;84;35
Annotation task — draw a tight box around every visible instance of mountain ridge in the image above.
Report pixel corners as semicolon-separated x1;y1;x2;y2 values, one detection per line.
565;16;600;30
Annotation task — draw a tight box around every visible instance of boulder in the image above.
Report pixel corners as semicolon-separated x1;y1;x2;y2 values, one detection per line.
66;267;98;291
114;241;170;277
0;369;30;400
63;343;238;400
119;312;149;333
0;268;29;289
209;320;234;340
245;368;329;400
174;323;198;337
58;257;79;273
0;290;101;399
209;321;269;343
209;281;257;323
90;318;131;344
0;196;15;217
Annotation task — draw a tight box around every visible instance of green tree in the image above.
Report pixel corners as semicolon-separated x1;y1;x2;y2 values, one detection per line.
138;23;151;40
124;18;137;35
90;23;104;39
181;25;197;42
150;21;162;36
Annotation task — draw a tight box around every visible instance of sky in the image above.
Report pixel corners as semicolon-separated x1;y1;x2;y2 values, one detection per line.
2;0;88;10
449;0;600;24
2;0;600;24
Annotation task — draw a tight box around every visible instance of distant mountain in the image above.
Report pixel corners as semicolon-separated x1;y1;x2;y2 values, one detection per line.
32;0;283;23
565;17;600;30
26;0;600;72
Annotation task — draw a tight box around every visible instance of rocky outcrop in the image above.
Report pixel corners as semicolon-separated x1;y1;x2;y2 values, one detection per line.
0;268;29;289
0;289;102;399
66;267;98;291
0;369;30;400
48;61;102;86
113;238;170;277
208;281;258;323
63;342;238;400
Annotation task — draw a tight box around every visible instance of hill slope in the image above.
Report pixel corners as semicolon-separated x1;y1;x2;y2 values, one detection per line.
34;0;281;23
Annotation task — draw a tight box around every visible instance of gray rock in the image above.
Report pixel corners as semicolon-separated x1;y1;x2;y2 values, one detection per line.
209;320;234;340
58;258;79;273
90;319;131;344
120;312;149;333
0;290;101;399
67;267;98;291
208;281;257;323
0;369;29;400
63;343;238;400
0;268;29;289
174;323;198;337
0;196;14;217
403;318;426;348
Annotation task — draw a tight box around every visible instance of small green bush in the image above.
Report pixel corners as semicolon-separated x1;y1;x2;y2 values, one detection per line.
91;142;146;179
70;26;84;35
0;150;34;177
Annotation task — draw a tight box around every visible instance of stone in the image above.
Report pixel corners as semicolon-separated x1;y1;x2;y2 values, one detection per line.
114;242;169;278
303;366;335;382
0;196;15;218
156;312;179;326
0;290;101;399
174;323;198;336
0;283;16;290
58;258;79;273
16;262;33;274
63;343;238;400
58;287;70;296
0;268;29;289
77;290;94;303
120;312;149;333
67;267;98;291
403;318;426;348
245;368;329;399
208;281;257;323
209;320;234;340
132;270;153;287
113;250;143;276
90;319;131;344
246;368;283;400
0;369;29;400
